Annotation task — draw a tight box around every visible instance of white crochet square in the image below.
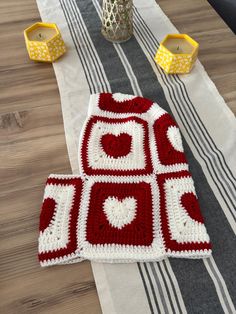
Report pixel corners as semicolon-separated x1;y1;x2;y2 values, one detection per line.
86;120;146;171
164;177;210;244
38;184;75;254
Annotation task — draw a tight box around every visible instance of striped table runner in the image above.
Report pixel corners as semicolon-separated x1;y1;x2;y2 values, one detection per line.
36;0;236;313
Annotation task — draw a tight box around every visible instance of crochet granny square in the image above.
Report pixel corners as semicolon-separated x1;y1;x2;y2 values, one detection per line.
38;176;83;266
79;116;153;175
38;93;212;266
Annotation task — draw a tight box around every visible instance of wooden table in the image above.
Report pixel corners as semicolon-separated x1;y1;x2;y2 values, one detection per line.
1;0;235;313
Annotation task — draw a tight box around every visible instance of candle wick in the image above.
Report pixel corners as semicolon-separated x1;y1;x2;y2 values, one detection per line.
177;46;179;51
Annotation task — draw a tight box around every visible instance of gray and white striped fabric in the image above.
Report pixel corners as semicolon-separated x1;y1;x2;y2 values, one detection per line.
36;0;236;313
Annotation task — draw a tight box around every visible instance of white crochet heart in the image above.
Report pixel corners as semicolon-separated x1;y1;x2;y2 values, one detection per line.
103;196;137;229
112;93;136;102
167;126;184;152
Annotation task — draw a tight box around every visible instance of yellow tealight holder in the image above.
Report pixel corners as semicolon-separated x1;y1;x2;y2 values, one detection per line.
154;34;199;74
24;22;66;62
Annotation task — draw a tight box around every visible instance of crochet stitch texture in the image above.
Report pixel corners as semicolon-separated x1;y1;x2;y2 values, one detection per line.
38;93;212;266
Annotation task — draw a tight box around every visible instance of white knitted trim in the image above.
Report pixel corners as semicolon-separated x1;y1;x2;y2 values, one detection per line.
48;174;80;179
167;249;212;259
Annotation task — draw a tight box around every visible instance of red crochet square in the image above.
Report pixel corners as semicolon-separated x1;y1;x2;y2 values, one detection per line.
38;176;83;264
80;116;153;176
153;114;187;166
86;181;154;246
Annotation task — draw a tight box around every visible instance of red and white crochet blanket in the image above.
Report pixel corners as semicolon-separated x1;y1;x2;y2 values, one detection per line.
38;93;212;266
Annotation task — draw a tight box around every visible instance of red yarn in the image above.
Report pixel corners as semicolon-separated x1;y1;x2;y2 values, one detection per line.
99;93;153;114
39;198;56;232
181;192;204;224
101;133;132;158
154;113;187;165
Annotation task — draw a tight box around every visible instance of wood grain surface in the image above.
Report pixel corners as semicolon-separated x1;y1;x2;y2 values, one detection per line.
159;0;236;113
0;0;235;313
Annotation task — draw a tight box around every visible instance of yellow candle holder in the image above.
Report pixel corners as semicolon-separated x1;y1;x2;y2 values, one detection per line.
24;22;66;62
154;34;199;74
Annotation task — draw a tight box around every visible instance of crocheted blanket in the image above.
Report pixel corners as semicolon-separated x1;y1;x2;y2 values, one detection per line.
38;93;211;266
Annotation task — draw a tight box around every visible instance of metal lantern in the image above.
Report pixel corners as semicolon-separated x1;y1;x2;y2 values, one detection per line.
101;0;133;43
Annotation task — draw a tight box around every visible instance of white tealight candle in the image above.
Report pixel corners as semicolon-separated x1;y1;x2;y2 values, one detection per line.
164;38;194;54
28;26;57;42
